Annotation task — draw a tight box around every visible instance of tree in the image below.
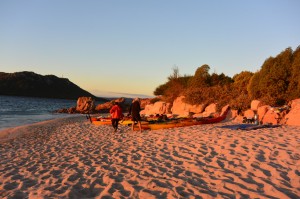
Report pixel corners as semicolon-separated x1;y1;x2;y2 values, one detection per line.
153;67;192;103
168;65;180;81
230;71;253;110
287;45;300;100
248;48;293;105
153;82;169;96
209;73;233;86
153;45;300;108
188;64;211;88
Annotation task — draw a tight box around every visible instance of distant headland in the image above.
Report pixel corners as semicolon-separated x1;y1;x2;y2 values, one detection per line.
0;71;108;102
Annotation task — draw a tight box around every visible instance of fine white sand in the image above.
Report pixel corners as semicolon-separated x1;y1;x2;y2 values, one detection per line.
0;117;299;198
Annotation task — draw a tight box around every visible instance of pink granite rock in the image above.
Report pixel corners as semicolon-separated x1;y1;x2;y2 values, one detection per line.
76;97;95;113
262;108;280;125
171;96;205;117
140;101;171;115
202;103;217;117
244;109;255;119
251;100;262;111
257;105;271;123
284;99;300;126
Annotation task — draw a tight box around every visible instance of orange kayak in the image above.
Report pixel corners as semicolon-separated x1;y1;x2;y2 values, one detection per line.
92;120;112;125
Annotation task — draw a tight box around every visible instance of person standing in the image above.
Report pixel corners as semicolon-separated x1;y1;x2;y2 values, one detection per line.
130;98;142;132
110;102;123;132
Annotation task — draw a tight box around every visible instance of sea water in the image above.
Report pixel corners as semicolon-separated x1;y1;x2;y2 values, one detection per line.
0;95;78;131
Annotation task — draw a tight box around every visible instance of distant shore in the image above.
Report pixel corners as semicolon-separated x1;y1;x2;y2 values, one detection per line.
0;117;299;198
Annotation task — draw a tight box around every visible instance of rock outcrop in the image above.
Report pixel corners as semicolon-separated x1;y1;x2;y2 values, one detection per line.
200;103;218;117
140;98;152;109
140;96;221;119
251;100;262;111
56;95;300;127
95;98;129;113
257;105;271;123
139;98;300;126
76;97;95;113
140;101;171;115
237;99;300;125
171;96;205;117
284;99;300;126
261;108;280;125
244;109;255;119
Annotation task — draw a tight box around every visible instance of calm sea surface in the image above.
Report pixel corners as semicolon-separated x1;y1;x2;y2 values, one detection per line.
0;95;78;131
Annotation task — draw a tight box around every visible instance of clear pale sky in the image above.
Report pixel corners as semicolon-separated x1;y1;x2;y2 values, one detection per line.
1;0;299;98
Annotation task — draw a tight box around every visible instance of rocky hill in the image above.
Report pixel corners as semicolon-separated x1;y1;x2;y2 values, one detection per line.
0;71;108;101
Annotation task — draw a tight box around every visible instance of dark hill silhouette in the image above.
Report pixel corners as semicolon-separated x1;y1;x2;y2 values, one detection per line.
0;71;108;102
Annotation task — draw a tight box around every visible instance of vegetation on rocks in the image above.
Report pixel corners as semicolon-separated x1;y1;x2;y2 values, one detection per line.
154;46;300;110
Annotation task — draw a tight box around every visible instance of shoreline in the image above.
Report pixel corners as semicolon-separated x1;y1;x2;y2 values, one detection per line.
0;115;84;143
0;117;299;198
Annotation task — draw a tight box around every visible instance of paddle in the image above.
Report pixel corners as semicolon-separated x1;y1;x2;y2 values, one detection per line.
86;113;92;123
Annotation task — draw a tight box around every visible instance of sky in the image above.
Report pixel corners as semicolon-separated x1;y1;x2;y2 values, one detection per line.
1;0;300;98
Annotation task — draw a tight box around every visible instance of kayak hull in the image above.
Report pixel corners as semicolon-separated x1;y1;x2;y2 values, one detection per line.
92;120;111;125
140;106;230;130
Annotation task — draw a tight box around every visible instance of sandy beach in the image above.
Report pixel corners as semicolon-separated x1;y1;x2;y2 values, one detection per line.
0;117;299;199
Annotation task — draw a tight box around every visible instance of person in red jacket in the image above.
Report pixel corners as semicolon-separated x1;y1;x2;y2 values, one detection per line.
110;102;123;132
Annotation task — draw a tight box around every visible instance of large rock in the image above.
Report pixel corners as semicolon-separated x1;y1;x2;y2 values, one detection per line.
251;100;262;111
95;101;113;112
229;109;238;119
76;97;95;113
234;115;244;123
219;105;232;121
220;105;230;116
140;98;152;109
244;109;255;119
95;97;128;112
284;99;300;126
262;108;280;125
201;103;217;117
257;105;271;123
171;96;205;117
140;101;171;115
289;98;300;109
194;104;229;118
